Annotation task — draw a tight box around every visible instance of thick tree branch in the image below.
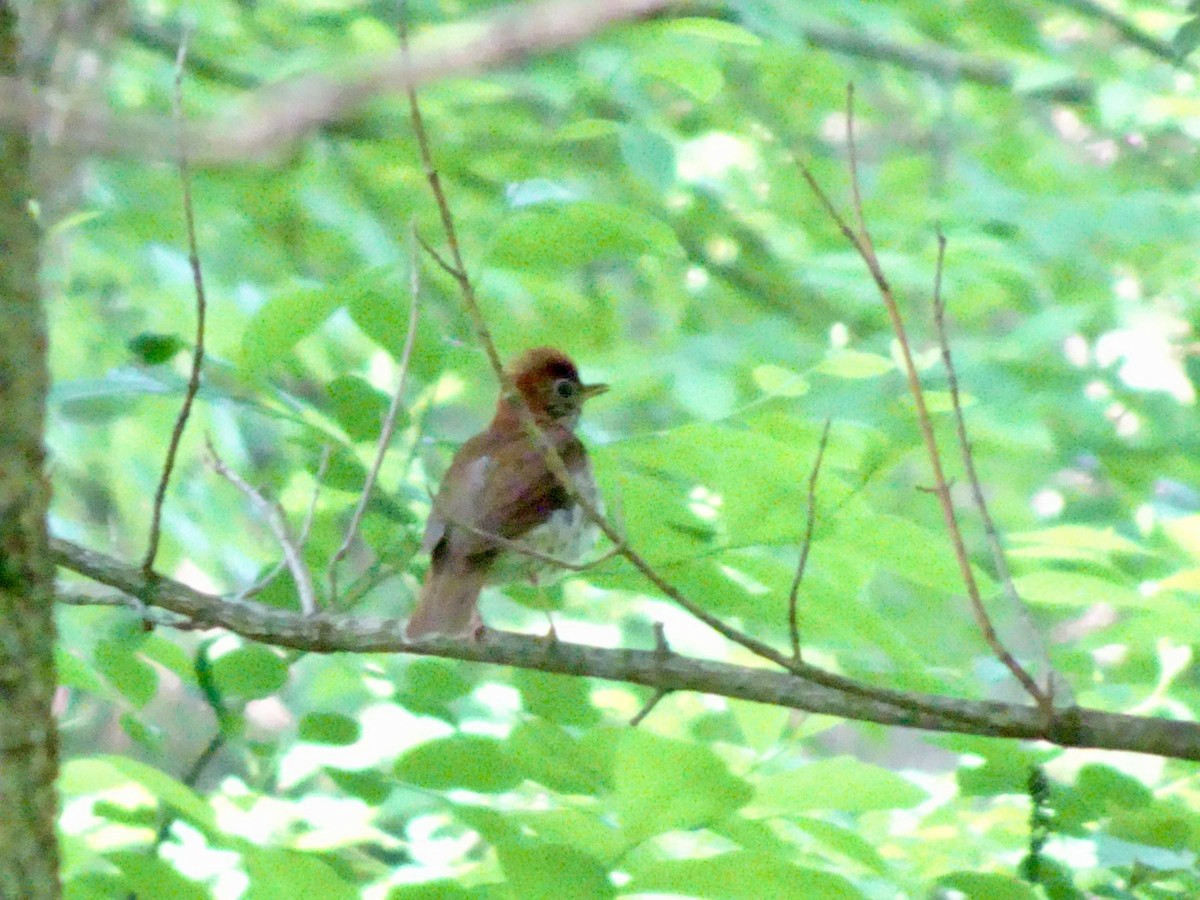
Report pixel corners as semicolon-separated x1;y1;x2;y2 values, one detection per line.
5;0;671;163
50;537;1200;762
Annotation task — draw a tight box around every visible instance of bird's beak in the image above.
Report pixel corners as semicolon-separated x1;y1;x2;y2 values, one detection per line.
581;382;609;401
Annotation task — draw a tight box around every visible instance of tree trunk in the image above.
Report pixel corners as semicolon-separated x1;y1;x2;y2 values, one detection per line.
0;2;60;896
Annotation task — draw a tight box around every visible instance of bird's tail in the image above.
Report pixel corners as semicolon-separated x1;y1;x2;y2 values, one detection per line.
405;553;491;639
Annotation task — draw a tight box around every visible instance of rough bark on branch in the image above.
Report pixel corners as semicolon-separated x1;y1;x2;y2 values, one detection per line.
53;538;1200;763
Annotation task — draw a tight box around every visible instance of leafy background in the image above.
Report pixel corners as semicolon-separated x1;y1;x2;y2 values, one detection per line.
46;0;1200;896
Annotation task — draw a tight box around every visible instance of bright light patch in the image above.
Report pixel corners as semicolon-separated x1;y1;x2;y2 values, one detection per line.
677;132;757;181
1032;489;1065;518
1063;334;1089;367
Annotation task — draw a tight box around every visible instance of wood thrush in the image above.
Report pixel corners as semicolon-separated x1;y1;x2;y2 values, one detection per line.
405;347;607;639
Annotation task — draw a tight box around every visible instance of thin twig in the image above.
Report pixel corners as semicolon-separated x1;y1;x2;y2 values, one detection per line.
327;224;422;600
205;439;318;615
793;88;1049;713
929;229;1071;706
629;689;667;726
843;84;872;254
142;29;207;574
240;445;330;601
445;516;623;572
787;418;832;662
630;622;671;725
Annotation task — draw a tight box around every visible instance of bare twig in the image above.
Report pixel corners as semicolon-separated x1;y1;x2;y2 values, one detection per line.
929;230;1071;705
793;88;1050;713
327;225;421;601
142;31;207;574
240;446;330;601
205;439;318;615
630;689;667;726
445;516;623;572
787;418;832;662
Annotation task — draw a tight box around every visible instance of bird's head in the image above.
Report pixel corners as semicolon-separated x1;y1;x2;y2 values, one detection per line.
500;347;607;429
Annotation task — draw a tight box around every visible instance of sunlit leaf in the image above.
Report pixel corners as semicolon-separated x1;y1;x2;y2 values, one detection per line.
613;730;752;842
749;757;927;814
486;201;681;269
625;851;863;899
209;645;289;699
396;735;524;793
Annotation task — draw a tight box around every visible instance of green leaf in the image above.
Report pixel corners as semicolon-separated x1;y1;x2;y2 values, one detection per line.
1076;763;1152;811
613;730;753;842
57;648;106;694
638;54;724;102
94;641;158;708
956;747;1046;796
240;281;341;372
937;872;1038;900
553;118;619;142
324;767;391;804
752;364;810;397
395;658;473;720
618;125;677;191
1173;17;1200;59
1011;571;1145;608
119;713;162;753
209;645;290;699
507;720;606;795
826;511;993;595
663;17;763;45
325;375;392;442
299;712;361;746
749;757;927;814
387;882;474;900
793;817;890;875
1008;525;1148;560
913;389;977;412
52;371;157;422
396;735;524;793
486;201;681;270
243;849;356;900
496;841;615;900
106;851;209;900
511;809;626;864
816;350;895;379
127;332;186;365
625;851;863;899
62;757;217;831
513;668;601;727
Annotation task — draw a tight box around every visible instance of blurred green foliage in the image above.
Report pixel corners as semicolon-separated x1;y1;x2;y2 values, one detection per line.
44;0;1200;896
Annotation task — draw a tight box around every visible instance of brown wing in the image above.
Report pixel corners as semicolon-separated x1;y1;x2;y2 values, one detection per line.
426;427;586;561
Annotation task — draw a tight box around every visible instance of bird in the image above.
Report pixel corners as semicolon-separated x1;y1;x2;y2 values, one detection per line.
405;347;608;639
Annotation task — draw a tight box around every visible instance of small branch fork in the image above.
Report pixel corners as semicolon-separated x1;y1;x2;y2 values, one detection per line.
205;439;318;615
793;86;1052;715
929;230;1069;705
400;25;997;729
142;31;207;574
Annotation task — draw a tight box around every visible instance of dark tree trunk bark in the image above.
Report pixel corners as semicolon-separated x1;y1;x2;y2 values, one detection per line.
0;2;60;896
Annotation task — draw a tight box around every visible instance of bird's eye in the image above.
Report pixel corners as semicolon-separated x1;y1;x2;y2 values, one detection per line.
553;378;578;399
